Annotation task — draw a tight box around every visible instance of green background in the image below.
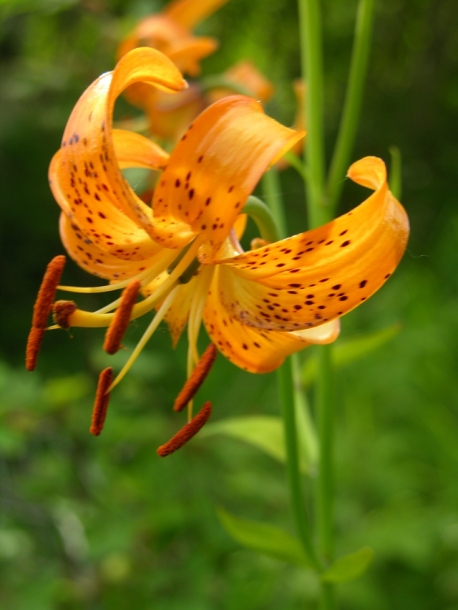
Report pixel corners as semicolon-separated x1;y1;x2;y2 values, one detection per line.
1;0;458;608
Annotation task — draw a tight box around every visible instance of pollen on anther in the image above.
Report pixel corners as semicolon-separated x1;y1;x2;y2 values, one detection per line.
103;280;141;355
25;255;66;371
90;367;113;436
157;401;212;457
53;300;77;329
173;344;217;412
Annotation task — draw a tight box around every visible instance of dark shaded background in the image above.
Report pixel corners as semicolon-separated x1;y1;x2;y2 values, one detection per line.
1;0;458;608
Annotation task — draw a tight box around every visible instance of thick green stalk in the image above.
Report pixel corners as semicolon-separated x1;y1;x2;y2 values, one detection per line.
316;345;334;563
262;170;320;569
326;0;375;212
298;1;336;607
298;0;327;227
262;169;288;239
277;359;321;570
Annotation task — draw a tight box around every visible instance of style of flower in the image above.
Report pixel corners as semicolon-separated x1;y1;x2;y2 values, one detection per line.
26;47;409;451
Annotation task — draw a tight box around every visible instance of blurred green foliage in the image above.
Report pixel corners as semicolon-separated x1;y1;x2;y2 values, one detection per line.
1;0;458;608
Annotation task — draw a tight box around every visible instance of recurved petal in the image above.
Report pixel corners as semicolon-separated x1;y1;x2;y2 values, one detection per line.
150;95;305;254
203;267;340;373
167;37;219;76
59;213;166;281
112;129;169;169
164;0;228;29
49;48;187;259
211;157;409;331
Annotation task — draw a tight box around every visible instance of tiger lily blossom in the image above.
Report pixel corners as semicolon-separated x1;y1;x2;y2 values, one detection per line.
117;0;228;77
27;47;409;446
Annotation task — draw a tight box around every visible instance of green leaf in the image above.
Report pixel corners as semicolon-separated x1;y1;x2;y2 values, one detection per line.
200;415;311;474
302;324;401;386
217;507;312;567
322;547;374;583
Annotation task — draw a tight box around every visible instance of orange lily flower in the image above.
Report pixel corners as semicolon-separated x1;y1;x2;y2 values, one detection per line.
116;0;273;144
117;0;228;76
27;47;409;439
117;0;227;127
125;60;274;143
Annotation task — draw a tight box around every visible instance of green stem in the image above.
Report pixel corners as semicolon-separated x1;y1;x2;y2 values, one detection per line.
298;2;337;607
298;0;327;226
326;0;375;212
261;169;288;239
244;196;280;243
262;169;320;569
277;360;321;570
316;345;334;563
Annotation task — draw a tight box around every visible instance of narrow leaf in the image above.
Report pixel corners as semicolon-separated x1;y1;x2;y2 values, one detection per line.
200;415;311;473
322;547;374;583
302;324;401;386
389;145;402;200
217;507;312;567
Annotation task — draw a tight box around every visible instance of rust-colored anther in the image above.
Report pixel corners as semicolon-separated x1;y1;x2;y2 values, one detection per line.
25;327;45;372
173;343;218;412
103;280;141;355
25;255;66;372
53;300;77;329
90;367;113;436
157;401;212;457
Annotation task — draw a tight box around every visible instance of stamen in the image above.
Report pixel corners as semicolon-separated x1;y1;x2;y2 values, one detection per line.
58;249;178;294
56;238;203;329
25;327;45;372
53;300;77;328
90;367;113;436
174;344;217;412
187;266;214;366
108;285;181;392
25;255;66;371
104;280;141;354
157;401;212;457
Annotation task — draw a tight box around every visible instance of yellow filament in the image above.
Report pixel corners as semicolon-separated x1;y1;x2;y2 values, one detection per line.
108;286;181;392
185;266;214;422
63;238;203;328
58;250;179;294
186;343;194;424
187;267;213;365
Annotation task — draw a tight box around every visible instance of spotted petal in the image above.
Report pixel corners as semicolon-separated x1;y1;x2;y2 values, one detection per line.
203;266;340;373
49;48;186;261
59;213;171;281
209;157;409;332
149;95;305;255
